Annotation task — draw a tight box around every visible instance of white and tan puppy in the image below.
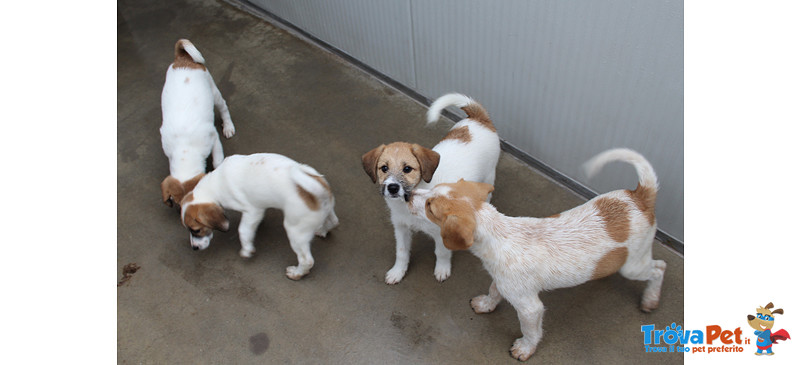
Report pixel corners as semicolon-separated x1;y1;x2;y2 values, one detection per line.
160;39;236;207
180;153;339;280
362;93;500;284
408;149;666;361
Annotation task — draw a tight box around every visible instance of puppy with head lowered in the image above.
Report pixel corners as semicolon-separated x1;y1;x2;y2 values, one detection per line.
362;93;500;284
179;153;339;280
407;149;666;361
160;39;236;208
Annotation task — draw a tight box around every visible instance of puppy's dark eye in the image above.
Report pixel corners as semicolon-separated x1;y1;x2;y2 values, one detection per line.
380;165;389;173
403;166;413;173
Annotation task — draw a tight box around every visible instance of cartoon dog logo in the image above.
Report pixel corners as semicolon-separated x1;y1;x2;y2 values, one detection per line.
747;302;791;355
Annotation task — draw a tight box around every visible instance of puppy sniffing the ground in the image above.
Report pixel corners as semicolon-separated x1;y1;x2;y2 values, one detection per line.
408;149;666;361
160;39;236;207
362;93;500;284
179;153;339;280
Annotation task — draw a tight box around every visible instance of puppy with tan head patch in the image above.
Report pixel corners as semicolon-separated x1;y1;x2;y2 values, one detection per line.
362;93;500;284
407;148;666;361
160;39;236;208
179;153;339;280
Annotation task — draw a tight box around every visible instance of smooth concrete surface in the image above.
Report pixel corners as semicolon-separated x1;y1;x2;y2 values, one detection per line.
117;0;683;363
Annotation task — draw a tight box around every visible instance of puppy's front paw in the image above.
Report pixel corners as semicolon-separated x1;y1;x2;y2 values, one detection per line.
223;124;235;139
434;262;451;282
385;267;407;285
285;266;308;280
510;337;536;361
640;298;660;313
470;295;497;314
239;247;254;258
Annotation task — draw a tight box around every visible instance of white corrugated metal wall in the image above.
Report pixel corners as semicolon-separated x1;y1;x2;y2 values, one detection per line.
246;0;684;243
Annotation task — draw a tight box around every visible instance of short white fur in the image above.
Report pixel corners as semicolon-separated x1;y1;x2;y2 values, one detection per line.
181;153;339;280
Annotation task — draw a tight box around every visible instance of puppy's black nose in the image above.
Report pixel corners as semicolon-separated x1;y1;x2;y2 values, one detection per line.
192;246;199;251
387;183;400;194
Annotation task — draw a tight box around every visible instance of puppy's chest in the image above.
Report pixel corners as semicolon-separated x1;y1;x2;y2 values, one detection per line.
386;200;438;234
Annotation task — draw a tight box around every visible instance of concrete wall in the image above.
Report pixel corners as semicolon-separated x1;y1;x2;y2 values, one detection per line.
247;0;684;242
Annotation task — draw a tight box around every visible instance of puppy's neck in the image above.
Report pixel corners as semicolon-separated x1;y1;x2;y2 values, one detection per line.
471;205;542;262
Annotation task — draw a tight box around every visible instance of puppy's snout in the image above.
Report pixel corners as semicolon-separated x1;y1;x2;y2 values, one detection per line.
192;246;199;251
747;315;755;321
387;183;400;195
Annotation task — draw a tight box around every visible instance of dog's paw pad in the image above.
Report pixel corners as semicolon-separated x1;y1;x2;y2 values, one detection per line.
641;299;660;313
510;338;536;361
385;268;406;285
239;248;254;258
285;266;307;280
223;124;235;139
434;265;451;282
470;295;496;313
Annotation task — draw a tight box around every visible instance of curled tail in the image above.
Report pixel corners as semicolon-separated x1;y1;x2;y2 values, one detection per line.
290;165;339;234
584;148;658;224
173;39;206;67
426;93;496;132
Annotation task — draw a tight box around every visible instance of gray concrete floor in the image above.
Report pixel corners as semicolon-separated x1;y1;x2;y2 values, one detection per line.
117;0;683;363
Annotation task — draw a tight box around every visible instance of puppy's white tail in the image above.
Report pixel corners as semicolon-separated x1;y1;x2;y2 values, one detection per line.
426;93;495;131
290;164;334;203
174;39;206;64
583;148;658;191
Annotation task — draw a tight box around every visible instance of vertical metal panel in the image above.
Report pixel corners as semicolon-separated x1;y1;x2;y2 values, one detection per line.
411;0;683;241
247;0;684;242
249;0;415;87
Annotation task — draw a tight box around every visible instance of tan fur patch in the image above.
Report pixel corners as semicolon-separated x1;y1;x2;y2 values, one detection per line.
296;184;319;211
594;197;631;242
307;173;331;194
426;180;494;250
626;184;657;226
592;247;628;280
461;104;496;132
547;213;560;219
442;126;472;143
172;41;206;71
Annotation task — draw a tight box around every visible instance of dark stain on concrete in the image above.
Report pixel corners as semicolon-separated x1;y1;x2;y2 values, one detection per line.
249;332;269;355
390;311;436;346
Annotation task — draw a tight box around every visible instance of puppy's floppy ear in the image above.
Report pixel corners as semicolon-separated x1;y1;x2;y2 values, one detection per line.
161;176;184;207
199;204;230;232
411;144;440;183
441;213;475;250
361;144;386;183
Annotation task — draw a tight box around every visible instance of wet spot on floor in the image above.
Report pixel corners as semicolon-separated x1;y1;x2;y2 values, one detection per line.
390;311;436;346
249;332;269;355
118;263;141;287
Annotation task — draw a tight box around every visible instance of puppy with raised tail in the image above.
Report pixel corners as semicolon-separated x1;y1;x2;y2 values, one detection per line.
362;93;500;284
179;153;339;280
160;39;236;207
408;148;666;361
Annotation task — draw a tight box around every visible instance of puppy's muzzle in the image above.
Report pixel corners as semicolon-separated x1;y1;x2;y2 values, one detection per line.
387;183;400;195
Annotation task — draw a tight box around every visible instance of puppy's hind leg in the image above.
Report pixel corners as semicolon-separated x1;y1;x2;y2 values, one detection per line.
620;257;667;313
211;81;235;138
211;134;225;169
284;221;316;280
471;280;503;313
315;209;339;238
386;224;412;284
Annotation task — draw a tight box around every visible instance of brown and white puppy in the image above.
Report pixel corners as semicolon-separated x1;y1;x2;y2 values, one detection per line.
180;153;339;280
407;148;666;361
160;39;235;207
362;93;501;284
